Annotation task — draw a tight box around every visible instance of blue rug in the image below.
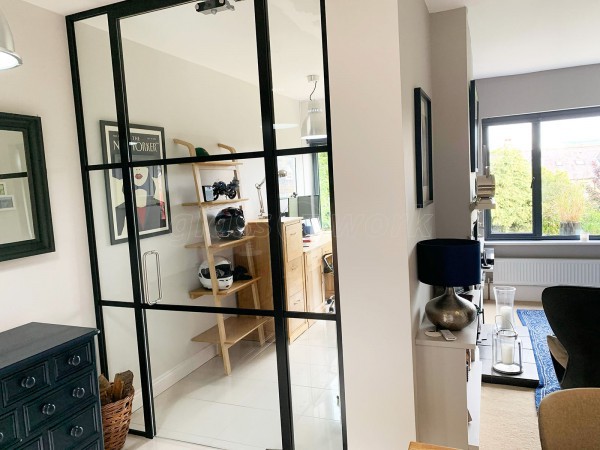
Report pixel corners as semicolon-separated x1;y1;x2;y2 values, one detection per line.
517;309;561;408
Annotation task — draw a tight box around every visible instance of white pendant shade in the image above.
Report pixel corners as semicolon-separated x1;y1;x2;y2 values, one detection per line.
301;101;327;140
0;9;22;70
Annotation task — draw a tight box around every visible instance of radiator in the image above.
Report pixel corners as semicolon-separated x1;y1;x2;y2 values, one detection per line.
494;258;600;287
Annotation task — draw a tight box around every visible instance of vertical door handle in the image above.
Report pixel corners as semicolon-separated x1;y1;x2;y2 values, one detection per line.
142;250;162;305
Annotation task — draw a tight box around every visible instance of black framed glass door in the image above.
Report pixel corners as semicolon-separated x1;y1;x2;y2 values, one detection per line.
67;1;345;448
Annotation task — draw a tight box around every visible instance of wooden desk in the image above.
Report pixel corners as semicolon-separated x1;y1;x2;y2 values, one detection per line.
235;219;332;342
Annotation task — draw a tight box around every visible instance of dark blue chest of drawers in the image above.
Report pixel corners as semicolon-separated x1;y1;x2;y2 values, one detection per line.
0;323;103;449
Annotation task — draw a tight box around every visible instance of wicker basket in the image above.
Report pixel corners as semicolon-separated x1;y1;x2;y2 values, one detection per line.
101;389;134;450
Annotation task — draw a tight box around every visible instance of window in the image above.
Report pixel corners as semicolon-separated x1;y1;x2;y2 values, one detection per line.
484;107;600;240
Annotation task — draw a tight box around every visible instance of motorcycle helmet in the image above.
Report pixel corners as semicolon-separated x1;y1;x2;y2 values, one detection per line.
215;207;245;240
198;257;234;290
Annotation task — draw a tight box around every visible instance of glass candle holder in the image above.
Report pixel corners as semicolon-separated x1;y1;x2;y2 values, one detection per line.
492;328;523;375
494;286;516;329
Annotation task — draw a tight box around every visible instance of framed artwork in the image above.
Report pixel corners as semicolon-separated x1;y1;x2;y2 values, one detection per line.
469;80;479;173
414;88;433;208
100;121;171;245
277;156;297;198
0;195;15;210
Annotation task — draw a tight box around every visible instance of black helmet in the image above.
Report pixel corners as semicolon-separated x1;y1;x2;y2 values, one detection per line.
215;207;245;240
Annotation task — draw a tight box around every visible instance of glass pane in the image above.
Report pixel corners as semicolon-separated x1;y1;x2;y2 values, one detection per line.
90;170;134;302
541;116;600;237
74;15;119;166
278;154;336;322
268;0;328;150
487;123;533;234
0;130;27;174
136;159;274;310
146;310;281;448
0;177;35;243
120;2;263;158
289;319;343;449
102;306;146;434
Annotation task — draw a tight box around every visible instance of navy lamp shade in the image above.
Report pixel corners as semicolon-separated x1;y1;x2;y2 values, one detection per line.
417;239;481;331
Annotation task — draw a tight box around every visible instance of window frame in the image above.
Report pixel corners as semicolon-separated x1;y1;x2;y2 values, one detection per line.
483;106;600;241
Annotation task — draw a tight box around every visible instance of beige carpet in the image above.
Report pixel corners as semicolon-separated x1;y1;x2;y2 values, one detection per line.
479;300;543;450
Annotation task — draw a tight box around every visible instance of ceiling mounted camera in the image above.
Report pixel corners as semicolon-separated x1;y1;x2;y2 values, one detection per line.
196;0;243;15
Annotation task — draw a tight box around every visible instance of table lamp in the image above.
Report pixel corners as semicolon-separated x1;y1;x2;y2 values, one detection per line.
417;238;481;331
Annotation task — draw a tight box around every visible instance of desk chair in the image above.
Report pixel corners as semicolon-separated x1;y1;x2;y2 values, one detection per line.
538;388;600;449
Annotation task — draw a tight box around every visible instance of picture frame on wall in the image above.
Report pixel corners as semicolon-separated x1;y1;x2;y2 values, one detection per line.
0;195;15;210
277;156;297;198
414;88;433;208
469;80;479;173
100;121;172;245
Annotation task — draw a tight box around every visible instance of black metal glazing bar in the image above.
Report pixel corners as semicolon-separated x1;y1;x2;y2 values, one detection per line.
276;146;328;157
0;172;27;180
532;121;542;237
253;0;294;448
86;150;266;171
319;1;347;448
66;16;109;376
99;300;339;320
107;12;155;438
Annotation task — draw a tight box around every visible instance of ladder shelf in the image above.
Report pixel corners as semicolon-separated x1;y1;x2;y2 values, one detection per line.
175;138;265;375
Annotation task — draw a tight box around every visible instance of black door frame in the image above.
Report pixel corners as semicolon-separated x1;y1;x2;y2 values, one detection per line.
66;1;347;449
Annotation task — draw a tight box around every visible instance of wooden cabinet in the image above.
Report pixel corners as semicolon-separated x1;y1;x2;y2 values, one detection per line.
236;219;333;342
0;323;103;450
415;290;482;450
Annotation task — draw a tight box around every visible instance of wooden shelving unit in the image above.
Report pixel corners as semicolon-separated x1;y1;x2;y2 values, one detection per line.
175;139;266;375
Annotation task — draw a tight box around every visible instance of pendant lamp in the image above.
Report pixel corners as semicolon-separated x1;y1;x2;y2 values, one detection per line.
301;75;327;141
0;8;22;70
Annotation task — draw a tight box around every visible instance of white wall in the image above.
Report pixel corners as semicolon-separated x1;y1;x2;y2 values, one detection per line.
397;0;436;430
431;8;475;239
326;0;417;447
0;0;95;332
477;64;600;119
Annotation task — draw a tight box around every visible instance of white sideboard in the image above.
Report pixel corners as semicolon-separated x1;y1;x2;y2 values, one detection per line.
415;290;482;450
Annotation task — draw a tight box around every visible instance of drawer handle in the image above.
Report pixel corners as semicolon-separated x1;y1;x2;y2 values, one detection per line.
72;387;86;399
0;432;3;442
68;355;82;367
42;403;57;416
21;376;36;389
70;426;84;438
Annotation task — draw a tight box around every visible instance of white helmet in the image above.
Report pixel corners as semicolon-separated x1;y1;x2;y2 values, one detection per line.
198;257;233;290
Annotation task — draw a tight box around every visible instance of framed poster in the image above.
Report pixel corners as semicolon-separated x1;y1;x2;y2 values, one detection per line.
414;88;433;208
100;121;171;245
469;80;479;173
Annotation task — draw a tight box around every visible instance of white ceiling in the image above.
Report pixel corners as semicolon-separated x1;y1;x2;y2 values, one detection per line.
22;0;600;81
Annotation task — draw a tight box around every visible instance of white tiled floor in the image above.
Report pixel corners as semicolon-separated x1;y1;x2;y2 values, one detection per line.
127;321;343;450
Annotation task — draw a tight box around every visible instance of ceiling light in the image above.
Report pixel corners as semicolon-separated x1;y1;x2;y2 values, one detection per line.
0;9;22;70
301;75;327;141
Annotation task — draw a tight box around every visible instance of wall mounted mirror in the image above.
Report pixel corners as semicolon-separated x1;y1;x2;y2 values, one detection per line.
0;112;54;262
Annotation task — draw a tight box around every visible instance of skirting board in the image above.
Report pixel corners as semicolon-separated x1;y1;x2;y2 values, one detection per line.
132;343;217;412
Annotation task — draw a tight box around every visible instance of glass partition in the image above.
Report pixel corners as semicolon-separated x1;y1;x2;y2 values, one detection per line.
289;319;342;449
146;309;282;448
89;170;135;302
120;1;263;159
268;0;327;150
74;15;118;166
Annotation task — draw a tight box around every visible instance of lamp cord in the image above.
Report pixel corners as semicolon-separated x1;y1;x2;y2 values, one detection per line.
309;79;318;101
